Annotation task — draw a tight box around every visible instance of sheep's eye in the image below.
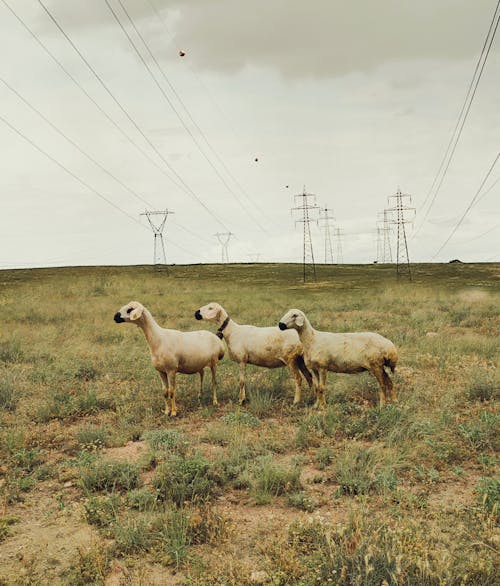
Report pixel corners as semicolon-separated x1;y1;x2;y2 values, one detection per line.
126;307;133;314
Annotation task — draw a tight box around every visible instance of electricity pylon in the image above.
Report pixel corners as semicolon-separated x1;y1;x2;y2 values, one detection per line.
377;209;393;263
140;209;173;268
333;227;344;264
387;189;415;279
291;186;320;282
214;232;234;263
318;206;335;264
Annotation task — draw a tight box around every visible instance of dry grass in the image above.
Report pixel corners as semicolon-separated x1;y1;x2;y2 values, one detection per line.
0;262;498;584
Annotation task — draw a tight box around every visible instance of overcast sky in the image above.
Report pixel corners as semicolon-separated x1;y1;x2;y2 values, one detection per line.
0;0;499;268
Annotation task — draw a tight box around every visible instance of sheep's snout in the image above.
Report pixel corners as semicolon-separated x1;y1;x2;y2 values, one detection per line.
114;312;125;323
278;322;288;331
194;309;202;320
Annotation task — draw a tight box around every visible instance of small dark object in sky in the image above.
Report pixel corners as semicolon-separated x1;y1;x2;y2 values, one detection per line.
254;157;259;162
179;50;186;57
449;259;463;263
285;185;289;188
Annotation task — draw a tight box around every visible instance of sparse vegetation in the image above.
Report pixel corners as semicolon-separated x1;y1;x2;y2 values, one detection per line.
0;263;498;584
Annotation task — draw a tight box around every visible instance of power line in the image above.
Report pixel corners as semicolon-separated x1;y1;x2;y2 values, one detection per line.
415;0;500;235
36;0;231;232
104;0;268;234
0;112;146;229
119;0;269;230
0;0;188;194
0;76;155;209
432;152;500;259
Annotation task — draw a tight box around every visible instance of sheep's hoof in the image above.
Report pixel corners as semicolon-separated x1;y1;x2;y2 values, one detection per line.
240;398;247;406
212;400;219;406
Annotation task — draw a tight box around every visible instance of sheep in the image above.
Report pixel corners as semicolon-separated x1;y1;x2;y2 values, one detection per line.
194;302;313;405
114;301;224;417
278;309;398;408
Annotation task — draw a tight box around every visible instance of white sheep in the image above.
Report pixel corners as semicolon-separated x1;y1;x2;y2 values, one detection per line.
278;309;398;408
114;301;224;417
195;302;312;405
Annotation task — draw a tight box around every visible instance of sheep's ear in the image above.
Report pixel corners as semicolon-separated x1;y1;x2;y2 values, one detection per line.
129;305;144;321
295;314;304;327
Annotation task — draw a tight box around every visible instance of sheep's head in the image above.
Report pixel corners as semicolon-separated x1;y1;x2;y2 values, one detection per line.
195;302;224;323
114;301;145;324
278;309;305;331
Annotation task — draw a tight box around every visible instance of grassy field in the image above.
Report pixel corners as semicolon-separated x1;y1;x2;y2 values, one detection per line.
0;262;498;585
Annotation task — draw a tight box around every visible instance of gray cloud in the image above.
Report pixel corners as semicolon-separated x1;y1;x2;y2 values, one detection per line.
36;0;499;78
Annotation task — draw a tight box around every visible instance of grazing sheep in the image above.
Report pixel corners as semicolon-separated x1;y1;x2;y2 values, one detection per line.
194;302;313;405
114;301;224;417
278;309;398;408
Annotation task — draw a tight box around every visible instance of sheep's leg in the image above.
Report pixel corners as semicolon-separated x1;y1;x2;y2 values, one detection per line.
167;371;178;417
239;362;247;405
311;369;321;407
371;367;387;407
159;372;171;416
198;369;204;403
383;369;397;402
210;362;219;406
316;369;327;410
288;360;304;405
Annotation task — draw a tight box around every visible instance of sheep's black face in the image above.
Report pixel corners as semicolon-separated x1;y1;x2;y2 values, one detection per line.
194;310;202;320
278;322;287;331
114;312;125;323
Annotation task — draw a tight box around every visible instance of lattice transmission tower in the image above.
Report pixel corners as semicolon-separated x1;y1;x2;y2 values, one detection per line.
140;209;174;269
319;206;335;264
376;209;393;263
333;227;344;264
214;232;234;263
291;187;320;282
387;189;415;279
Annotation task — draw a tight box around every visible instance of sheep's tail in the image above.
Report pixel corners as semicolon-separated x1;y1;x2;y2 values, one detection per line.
383;349;397;373
295;354;313;386
218;344;225;361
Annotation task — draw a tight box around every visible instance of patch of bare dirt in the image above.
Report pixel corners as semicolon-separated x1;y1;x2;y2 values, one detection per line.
0;491;96;585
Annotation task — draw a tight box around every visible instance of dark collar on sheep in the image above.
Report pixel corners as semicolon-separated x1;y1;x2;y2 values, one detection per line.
217;317;230;339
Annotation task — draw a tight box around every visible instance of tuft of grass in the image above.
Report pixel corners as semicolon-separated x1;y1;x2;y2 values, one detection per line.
0;516;19;543
250;455;301;505
458;411;498;451
141;429;187;453
76;425;109;452
477;477;499;519
466;371;499;402
153;452;215;506
0;338;23;363
80;458;140;493
0;375;18;412
314;446;334;470
334;444;398;496
128;487;159;512
83;494;120;528
220;409;261;427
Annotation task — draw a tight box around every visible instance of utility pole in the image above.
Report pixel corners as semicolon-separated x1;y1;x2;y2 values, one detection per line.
291;186;320;282
375;223;383;263
318;206;335;264
387;189;415;279
140;209;173;269
333;227;344;264
214;232;234;263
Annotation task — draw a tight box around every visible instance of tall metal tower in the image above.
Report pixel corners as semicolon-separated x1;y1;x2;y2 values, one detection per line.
387;189;415;279
140;209;173;267
333;227;344;264
291;186;320;282
377;209;393;263
214;232;234;263
318;206;335;264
